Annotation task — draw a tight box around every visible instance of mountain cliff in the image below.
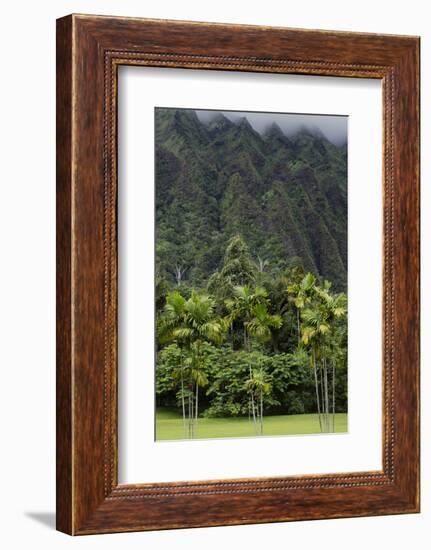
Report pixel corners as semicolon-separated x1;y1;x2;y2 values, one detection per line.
155;108;347;291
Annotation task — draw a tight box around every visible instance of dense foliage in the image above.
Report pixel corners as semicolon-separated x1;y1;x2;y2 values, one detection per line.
156;235;347;437
155;109;348;437
155;108;347;292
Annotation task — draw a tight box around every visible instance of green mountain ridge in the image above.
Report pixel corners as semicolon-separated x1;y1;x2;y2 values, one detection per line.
155;108;347;291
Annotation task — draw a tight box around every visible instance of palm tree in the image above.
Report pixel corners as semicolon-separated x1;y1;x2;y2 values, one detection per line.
184;342;209;438
158;290;186;342
173;291;225;437
246;302;283;344
301;285;347;432
245;368;271;435
174;291;226;346
287;273;316;346
157;291;188;437
315;286;347;431
225;285;268;351
158;290;225;438
246;303;281;434
226;288;280;435
301;307;328;432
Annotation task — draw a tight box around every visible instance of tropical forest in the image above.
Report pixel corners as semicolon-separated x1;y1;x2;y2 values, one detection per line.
155;108;348;440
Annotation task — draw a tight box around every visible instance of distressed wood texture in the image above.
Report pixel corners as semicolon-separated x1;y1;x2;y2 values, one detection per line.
56;14;420;535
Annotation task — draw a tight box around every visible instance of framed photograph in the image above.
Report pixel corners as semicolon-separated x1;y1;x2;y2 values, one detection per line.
56;14;420;534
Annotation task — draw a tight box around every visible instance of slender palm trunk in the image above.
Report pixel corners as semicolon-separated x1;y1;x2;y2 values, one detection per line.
195;382;199;438
313;350;323;432
260;384;263;435
246;322;258;435
180;365;186;439
320;363;325;431
188;391;191;438
249;364;257;434
188;390;194;439
324;358;329;432
250;391;257;434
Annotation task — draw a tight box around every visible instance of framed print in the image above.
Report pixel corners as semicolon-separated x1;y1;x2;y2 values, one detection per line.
56;14;420;534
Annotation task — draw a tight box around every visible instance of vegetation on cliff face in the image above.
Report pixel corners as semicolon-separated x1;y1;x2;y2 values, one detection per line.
155;108;347;292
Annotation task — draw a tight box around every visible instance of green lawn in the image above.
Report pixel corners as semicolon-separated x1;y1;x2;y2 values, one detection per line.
156;408;348;441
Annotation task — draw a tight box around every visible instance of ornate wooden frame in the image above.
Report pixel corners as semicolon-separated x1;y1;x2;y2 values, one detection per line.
56;14;420;535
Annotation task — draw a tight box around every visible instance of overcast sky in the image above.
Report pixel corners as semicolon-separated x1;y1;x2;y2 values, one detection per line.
195;109;347;145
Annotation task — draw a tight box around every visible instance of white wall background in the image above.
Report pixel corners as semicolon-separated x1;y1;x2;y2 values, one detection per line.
0;1;427;548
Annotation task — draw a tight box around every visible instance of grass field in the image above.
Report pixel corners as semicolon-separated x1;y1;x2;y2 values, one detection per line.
156;408;348;440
